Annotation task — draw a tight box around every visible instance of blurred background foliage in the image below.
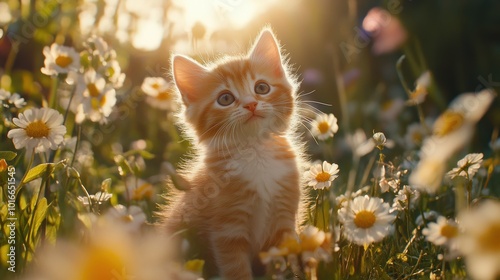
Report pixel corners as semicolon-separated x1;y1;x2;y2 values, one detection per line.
0;0;498;218
0;0;499;277
2;0;499;165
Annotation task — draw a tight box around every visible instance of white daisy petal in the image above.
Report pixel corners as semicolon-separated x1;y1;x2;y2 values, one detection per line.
7;108;66;153
338;195;395;246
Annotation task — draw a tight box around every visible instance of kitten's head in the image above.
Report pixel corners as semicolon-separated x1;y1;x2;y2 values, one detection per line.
172;29;298;147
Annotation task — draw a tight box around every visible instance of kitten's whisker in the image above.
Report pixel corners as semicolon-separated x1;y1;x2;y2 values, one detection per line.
301;100;332;107
296;90;316;98
296;103;325;116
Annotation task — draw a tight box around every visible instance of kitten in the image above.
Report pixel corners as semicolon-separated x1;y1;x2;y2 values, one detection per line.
161;29;305;279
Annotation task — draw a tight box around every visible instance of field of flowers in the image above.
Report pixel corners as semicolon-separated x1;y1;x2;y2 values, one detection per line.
1;1;500;280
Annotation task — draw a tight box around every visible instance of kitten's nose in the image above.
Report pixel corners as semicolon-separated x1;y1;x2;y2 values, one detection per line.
243;101;258;112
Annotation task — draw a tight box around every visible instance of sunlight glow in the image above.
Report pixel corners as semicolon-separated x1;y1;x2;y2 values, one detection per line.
171;0;282;33
78;0;285;51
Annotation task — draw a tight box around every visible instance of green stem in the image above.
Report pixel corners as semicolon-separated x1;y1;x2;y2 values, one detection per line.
48;77;59;109
346;155;359;199
321;190;328;231
396;55;428;131
63;86;76;125
466;176;472;209
15;149;36;196
454;179;467;213
70;125;82;167
4;41;20;77
22;177;45;270
314;192;321;227
360;151;377;187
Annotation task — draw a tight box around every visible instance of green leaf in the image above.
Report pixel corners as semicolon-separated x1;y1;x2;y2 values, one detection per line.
30;198;48;240
100;178;112;192
114;155;133;176
0;151;17;161
22;159;67;185
122;149;155;160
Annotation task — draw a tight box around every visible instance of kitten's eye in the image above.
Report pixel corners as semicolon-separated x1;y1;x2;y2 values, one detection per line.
217;92;235;106
254;81;270;95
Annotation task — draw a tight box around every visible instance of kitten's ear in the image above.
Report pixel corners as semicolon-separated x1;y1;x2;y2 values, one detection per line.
172;55;207;104
249;29;285;78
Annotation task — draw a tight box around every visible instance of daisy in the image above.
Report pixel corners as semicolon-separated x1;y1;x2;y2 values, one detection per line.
378;165;401;193
104;205;146;232
346;129;376;157
7;108;66;153
278;232;301;255
300;225;327;252
392;185;420;212
372;132;387;147
403;120;431;149
86;35;116;61
41;43;81;76
335;188;365;208
125;177;154;201
78;191;113;206
141;77;177;111
457;200;500;280
310;113;339;140
0;89;26;108
338;195;396;246
447;153;483;179
409;89;495;193
102;59;126;88
26;225;199;280
422;216;459;247
415;210;440;227
299;226;332;265
407;71;431;105
74;69;117;123
304;161;339;190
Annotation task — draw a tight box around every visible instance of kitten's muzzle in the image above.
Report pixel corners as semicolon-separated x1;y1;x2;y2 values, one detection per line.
243;101;258;112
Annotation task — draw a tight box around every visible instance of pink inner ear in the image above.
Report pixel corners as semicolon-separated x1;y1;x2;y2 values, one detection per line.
250;30;285;78
173;55;207;104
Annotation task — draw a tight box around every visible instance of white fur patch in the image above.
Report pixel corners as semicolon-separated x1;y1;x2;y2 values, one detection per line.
225;139;294;248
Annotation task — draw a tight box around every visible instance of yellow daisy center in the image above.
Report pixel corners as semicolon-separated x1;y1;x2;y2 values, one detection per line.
433;111;464;137
132;183;153;200
279;234;301;254
79;246;125;280
317;121;330;134
410;86;427;100
91;95;107;110
479;222;500;252
315;171;331;183
354;210;376;229
25;120;50;138
157;91;171;101
440;224;458;239
87;83;100;98
55;55;73;68
121;214;134;223
151;83;161;90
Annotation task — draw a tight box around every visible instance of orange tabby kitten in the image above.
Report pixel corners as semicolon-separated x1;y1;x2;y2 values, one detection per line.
162;29;305;279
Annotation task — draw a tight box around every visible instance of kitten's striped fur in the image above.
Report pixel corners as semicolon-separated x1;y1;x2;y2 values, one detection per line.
161;28;307;279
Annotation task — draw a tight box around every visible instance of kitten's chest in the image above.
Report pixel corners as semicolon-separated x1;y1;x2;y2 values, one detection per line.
226;143;294;199
224;141;298;247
